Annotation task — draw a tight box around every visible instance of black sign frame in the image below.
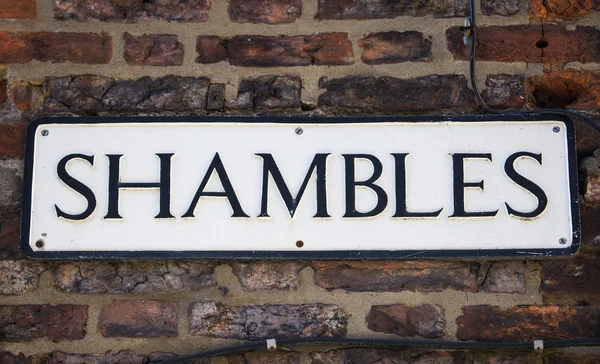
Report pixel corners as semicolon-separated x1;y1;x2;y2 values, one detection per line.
21;114;581;260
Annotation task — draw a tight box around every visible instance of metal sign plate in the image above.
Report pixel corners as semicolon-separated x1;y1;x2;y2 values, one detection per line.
21;115;580;259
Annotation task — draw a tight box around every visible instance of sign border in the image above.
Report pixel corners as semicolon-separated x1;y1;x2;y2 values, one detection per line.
21;114;581;260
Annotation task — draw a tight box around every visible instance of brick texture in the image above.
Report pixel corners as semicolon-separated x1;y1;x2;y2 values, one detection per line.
479;261;526;294
0;212;21;260
456;305;600;341
316;0;468;19
366;304;445;338
0;0;36;19
229;0;302;24
196;33;354;66
525;70;600;110
123;33;184;66
0;305;87;342
47;351;146;364
482;0;519;15
229;76;302;109
230;261;308;290
581;206;600;253
547;354;600;364
98;300;177;337
0;160;23;212
446;25;600;63
311;350;459;364
188;302;348;339
0;32;112;64
44;75;210;114
482;74;526;110
318;75;476;112
529;0;599;21
0;352;32;364
0;124;27;158
541;256;600;304
312;261;478;292
53;0;210;22
0;260;46;295
54;261;216;293
359;31;432;64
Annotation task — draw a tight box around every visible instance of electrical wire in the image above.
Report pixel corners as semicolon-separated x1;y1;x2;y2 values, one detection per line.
156;338;600;363
466;0;600;135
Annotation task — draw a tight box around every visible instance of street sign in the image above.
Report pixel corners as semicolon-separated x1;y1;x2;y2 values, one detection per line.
21;115;580;259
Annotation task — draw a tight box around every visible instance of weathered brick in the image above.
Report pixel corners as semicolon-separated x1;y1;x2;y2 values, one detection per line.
44;75;210;114
0;124;26;157
526;70;600;110
311;350;458;364
529;0;598;21
225;352;302;364
0;304;87;342
366;304;445;338
581;206;600;253
0;159;23;212
54;261;216;293
0;79;7;105
9;83;35;112
0;32;112;64
456;305;600;341
54;0;210;22
541;256;600;304
463;352;540;364
198;33;354;66
229;76;302;110
2;82;44;123
547;353;600;364
316;0;468;19
123;33;184;66
230;261;307;290
446;25;600;63
0;261;46;295
482;74;526;109
312;261;478;292
229;0;302;24
586;175;600;203
0;0;36;19
98;300;177;337
318;75;476;113
482;0;519;15
188;302;347;339
479;261;526;294
207;84;225;111
0;352;32;364
47;351;146;364
0;212;21;260
196;36;228;64
359;31;432;65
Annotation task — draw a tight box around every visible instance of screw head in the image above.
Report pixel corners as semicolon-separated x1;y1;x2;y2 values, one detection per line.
559;237;567;245
553;126;560;133
295;127;303;135
35;239;44;248
41;129;49;136
296;240;304;248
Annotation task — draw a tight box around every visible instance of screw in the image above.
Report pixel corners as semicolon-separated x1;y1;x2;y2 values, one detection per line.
559;237;567;245
553;126;560;133
295;127;303;135
41;129;49;136
296;240;304;248
35;239;44;248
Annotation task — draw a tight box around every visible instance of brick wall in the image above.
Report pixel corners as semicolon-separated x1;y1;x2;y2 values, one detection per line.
1;0;600;363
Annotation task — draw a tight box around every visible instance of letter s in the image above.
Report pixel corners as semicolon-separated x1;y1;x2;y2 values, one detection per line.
55;154;97;221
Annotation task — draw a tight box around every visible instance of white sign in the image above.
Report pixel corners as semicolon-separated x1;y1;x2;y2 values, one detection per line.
22;116;580;259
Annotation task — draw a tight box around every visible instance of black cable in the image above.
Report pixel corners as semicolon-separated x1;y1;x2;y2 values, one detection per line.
466;1;600;135
156;338;600;363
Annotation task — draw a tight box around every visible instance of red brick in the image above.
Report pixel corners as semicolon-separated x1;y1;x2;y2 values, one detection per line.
0;212;21;259
366;304;445;338
47;351;146;364
0;0;36;19
312;261;478;292
0;304;87;342
229;76;302;109
446;25;600;63
188;302;347;339
200;33;354;67
456;305;600;341
359;31;432;65
316;0;468;19
54;0;210;22
526;70;600;110
0;79;7;105
123;33;184;66
0;32;112;64
530;0;598;21
581;206;600;253
482;74;526;110
230;261;307;290
196;36;228;64
0;260;46;295
311;350;459;364
229;0;302;24
54;261;216;293
482;0;519;15
0;124;26;158
0;352;32;364
541;256;600;304
9;83;34;111
318;75;476;113
0;160;23;212
547;353;600;364
98;300;177;337
586;175;600;203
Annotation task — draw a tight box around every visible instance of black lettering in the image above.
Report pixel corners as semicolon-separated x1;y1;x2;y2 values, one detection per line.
343;154;388;218
504;151;548;218
256;153;330;218
105;153;174;219
450;153;498;218
391;153;442;218
55;154;96;221
183;153;249;218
